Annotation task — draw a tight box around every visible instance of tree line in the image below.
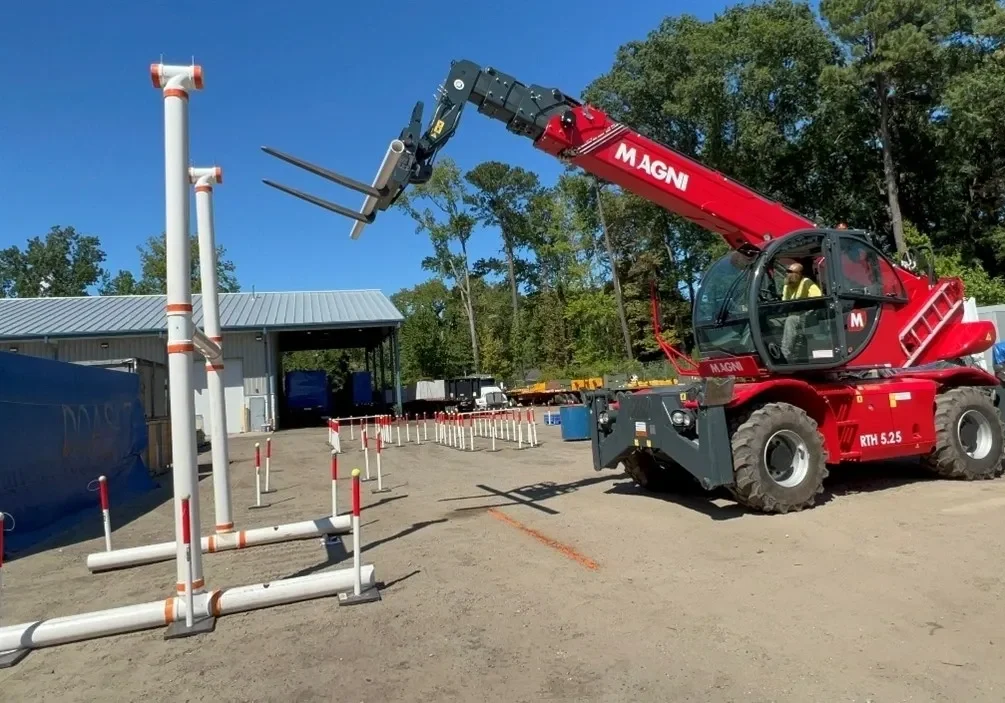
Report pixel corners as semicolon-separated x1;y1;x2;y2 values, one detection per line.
5;0;1005;391
0;226;239;298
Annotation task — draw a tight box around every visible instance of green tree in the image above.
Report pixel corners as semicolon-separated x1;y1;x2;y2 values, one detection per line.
463;162;541;361
0;225;107;297
819;0;1001;254
396;158;482;373
101;232;240;295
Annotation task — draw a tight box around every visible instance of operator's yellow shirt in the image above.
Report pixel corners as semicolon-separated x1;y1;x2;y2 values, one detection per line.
782;278;822;301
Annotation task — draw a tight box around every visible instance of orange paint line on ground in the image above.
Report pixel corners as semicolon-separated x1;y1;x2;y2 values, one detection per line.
487;508;598;571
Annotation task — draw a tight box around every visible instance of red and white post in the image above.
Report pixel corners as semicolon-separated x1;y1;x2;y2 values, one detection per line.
180;496;194;628
333;420;341;454
396;416;402;447
98;476;112;552
263;437;275;494
423;412;428;442
249;443;270;510
337;469;381;606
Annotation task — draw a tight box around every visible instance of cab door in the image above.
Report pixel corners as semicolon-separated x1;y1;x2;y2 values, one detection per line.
749;230;847;373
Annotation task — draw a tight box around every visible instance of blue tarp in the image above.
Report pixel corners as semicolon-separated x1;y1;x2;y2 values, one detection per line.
0;351;156;554
994;342;1005;369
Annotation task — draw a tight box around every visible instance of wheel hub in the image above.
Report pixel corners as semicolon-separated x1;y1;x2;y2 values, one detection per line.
957;409;993;461
763;429;810;488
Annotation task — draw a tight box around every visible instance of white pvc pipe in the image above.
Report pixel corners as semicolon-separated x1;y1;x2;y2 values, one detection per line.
190;164;232;533
86;515;353;573
0;565;375;654
192;328;222;361
349;139;406;239
154;62;206;595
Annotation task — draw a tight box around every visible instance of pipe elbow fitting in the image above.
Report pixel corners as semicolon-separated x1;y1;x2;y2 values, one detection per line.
189;166;223;189
150;63;204;95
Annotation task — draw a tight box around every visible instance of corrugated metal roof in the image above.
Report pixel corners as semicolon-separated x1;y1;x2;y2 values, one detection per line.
0;290;404;340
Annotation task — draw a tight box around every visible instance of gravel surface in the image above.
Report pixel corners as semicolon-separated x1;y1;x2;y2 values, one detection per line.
3;416;1005;702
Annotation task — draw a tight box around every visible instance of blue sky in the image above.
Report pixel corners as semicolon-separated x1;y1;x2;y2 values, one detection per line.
0;0;735;298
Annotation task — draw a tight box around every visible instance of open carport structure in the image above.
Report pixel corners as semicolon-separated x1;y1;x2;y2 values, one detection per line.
0;289;404;432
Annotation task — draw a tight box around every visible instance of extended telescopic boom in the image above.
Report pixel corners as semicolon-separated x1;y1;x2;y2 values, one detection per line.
262;59;815;251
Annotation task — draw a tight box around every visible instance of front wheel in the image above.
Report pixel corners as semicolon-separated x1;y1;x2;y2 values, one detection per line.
921;387;1005;480
729;402;829;514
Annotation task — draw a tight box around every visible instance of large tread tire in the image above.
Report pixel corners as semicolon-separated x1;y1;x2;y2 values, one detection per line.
921;387;1005;480
622;452;694;493
729;402;829;514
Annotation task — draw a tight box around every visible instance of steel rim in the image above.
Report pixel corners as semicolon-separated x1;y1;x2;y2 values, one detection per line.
958;409;993;461
763;429;810;487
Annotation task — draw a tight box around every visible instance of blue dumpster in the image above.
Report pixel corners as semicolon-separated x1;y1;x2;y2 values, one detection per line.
559;404;590;441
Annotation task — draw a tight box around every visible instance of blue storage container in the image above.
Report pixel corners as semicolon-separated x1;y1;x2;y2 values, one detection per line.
285;370;330;413
559;404;590;441
351;371;373;405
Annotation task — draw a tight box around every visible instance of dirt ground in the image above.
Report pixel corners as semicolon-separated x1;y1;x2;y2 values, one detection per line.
4;415;1005;702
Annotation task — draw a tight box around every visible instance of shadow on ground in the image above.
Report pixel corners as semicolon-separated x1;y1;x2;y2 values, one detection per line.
605;458;938;519
9;459;217;562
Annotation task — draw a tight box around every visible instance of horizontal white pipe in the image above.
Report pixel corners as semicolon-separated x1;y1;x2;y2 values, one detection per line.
208;564;376;616
86;515;352;573
349;139;405;240
192;327;222;361
0;565;375;654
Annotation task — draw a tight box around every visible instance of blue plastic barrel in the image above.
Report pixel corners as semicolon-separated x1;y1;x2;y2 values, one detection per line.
559;404;590;441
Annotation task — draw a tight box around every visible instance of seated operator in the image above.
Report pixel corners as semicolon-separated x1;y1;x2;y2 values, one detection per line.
780;262;822;361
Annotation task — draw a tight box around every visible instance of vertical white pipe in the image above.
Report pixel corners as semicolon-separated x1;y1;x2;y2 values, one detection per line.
190;164;232;533
330;451;339;516
154;61;206;596
424;415;428;442
264;437;272;493
254;443;262;507
406;418;411;443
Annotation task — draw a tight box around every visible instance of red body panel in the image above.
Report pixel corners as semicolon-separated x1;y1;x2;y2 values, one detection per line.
724;366;999;463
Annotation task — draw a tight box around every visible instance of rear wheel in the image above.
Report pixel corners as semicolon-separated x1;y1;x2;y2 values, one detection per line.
729;402;828;514
921;387;1005;480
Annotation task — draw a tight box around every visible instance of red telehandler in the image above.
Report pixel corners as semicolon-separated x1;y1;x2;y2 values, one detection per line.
263;59;1005;513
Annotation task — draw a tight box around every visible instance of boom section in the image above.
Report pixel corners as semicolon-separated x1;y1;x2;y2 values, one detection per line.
422;60;816;250
533;108;816;250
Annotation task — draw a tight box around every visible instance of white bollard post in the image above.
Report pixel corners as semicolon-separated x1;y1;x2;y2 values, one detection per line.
492;416;497;451
350;418;355;441
424;413;428;442
397;419;402;448
469;417;474;451
518;417;524;449
334;420;341;454
406;417;411;443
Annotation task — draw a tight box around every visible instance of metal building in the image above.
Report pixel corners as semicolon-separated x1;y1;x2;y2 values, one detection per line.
0;290;404;432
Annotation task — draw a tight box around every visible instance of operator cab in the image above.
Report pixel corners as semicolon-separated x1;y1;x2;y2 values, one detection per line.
693;228;909;373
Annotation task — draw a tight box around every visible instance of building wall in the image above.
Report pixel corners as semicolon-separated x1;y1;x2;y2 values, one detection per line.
6;331;278;432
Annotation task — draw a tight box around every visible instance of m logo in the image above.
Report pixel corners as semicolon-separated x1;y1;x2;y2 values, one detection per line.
848;310;866;332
